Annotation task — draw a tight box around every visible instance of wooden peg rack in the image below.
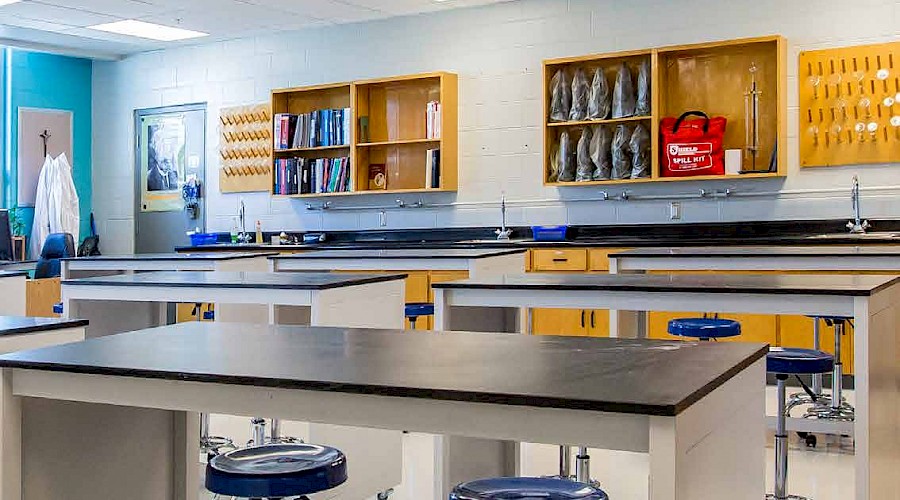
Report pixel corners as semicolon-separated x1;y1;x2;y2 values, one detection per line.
219;103;273;193
800;41;900;168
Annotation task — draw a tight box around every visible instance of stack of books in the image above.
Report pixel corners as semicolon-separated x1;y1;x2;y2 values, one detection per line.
426;101;441;139
273;156;351;195
274;108;351;150
425;149;441;189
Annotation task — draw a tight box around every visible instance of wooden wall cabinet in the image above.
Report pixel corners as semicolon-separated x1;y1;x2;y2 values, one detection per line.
543;35;787;187
271;72;458;198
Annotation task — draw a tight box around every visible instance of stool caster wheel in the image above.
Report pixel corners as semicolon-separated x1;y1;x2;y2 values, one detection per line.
376;488;394;500
797;432;817;448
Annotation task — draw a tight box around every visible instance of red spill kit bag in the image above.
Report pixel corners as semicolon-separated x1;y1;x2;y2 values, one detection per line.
660;111;727;177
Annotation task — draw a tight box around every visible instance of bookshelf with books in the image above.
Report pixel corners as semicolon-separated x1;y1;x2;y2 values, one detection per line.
270;73;457;198
354;72;457;194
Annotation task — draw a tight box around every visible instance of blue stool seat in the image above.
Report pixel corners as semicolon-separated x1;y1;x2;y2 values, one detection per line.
405;302;435;319
667;318;741;339
203;311;215;321
449;477;609;500
205;444;347;498
767;347;834;375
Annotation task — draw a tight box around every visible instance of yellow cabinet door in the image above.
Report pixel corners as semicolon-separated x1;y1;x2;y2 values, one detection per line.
532;309;589;337
648;311;703;340
779;315;854;374
588;310;611;337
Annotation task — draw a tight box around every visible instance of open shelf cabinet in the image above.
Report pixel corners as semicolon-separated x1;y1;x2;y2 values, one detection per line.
270;72;457;198
542;36;787;187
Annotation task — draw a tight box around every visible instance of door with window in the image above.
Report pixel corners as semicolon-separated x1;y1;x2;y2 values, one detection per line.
134;103;206;254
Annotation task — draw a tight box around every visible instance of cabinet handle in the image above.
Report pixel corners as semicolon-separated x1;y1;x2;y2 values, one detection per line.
590;311;595;329
581;310;585;328
552;258;568;263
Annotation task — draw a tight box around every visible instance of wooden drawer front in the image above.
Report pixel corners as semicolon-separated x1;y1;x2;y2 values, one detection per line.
589;248;630;272
532;249;587;272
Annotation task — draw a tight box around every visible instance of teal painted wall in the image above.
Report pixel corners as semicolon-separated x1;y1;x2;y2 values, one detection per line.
5;48;92;246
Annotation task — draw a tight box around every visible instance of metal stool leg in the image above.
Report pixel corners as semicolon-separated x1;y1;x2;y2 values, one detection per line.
269;418;301;444
558;445;571;479
409;316;417;329
805;320;854;422
250;417;267;447
575;447;590;484
767;374;808;500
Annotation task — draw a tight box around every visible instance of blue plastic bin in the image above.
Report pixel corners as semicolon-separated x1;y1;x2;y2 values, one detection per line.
189;233;219;246
531;225;569;242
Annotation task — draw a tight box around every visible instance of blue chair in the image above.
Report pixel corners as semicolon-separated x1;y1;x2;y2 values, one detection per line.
34;233;75;279
405;302;435;328
767;348;834;500
206;443;347;499
450;477;608;500
667;317;741;341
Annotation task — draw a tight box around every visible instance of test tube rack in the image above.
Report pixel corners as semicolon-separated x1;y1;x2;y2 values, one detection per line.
799;41;900;168
219;103;273;193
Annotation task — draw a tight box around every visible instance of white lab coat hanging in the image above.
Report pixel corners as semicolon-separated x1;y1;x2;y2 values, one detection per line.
53;153;80;243
29;153;79;258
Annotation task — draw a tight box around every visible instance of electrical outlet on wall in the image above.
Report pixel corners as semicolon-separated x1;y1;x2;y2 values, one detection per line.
669;202;682;220
379;210;387;227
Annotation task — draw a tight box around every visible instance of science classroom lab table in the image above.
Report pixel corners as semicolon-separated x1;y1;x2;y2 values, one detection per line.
269;248;526;276
271;248;528;331
608;245;900;273
59;270;408;500
0;316;86;354
0;271;27;316
0;323;767;500
432;273;900;500
61;270;406;338
60;251;276;279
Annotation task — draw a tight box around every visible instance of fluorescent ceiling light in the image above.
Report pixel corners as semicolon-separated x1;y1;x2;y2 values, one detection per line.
88;20;208;41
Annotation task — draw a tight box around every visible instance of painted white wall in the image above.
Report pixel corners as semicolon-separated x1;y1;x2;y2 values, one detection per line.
92;0;900;253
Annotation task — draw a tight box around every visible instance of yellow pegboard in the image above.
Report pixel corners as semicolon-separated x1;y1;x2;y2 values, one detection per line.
800;42;900;168
218;103;273;193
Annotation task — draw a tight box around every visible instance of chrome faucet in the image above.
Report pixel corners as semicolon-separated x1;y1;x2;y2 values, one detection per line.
847;175;871;234
495;194;513;241
237;200;251;244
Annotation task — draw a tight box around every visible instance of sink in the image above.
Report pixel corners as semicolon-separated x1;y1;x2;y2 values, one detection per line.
804;232;900;240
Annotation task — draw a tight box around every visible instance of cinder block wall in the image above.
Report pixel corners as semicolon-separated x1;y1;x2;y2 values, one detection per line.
92;0;900;253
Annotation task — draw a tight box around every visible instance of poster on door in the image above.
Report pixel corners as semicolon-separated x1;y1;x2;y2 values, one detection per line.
140;114;186;212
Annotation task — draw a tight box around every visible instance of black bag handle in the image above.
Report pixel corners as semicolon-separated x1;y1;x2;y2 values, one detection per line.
672;111;710;134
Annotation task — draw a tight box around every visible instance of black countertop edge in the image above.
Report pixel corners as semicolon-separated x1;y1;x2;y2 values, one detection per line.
61;252;279;262
431;281;890;297
0;271;28;278
672;343;768;414
62;273;410;290
0;348;765;417
175;219;900;251
610;247;900;258
0;319;89;336
270;249;528;260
